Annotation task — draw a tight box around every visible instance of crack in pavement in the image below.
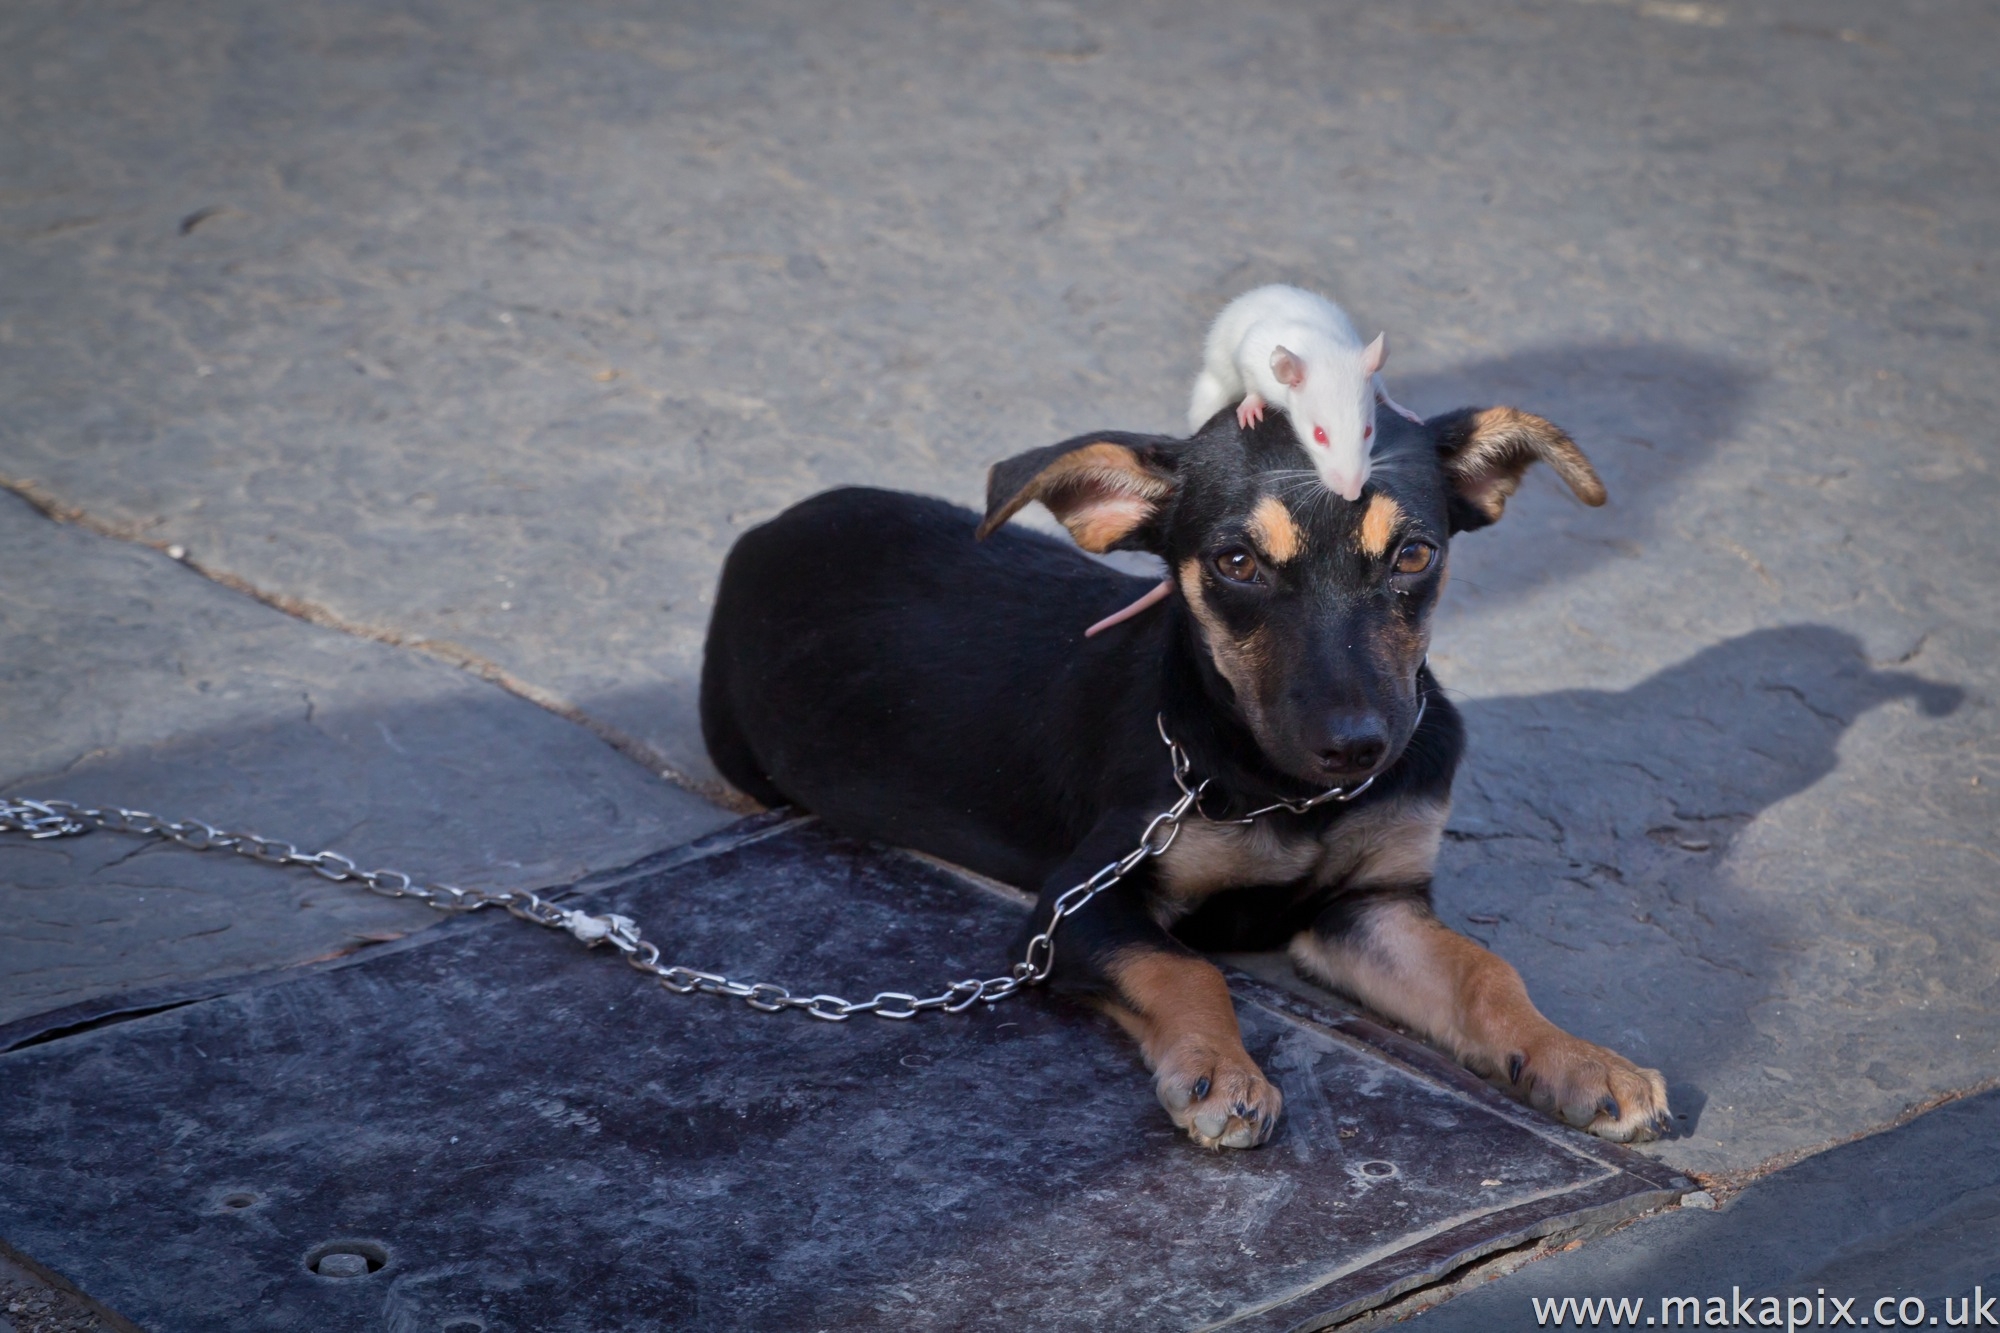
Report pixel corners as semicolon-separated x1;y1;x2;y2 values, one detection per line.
0;472;756;815
1759;681;1847;726
99;842;160;872
1692;1075;2000;1202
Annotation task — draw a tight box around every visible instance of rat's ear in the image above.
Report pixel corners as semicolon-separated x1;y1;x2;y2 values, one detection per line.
1431;407;1606;533
1269;346;1306;389
1362;333;1387;375
977;431;1182;552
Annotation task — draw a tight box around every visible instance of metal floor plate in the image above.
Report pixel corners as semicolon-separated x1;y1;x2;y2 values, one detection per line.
0;818;1682;1332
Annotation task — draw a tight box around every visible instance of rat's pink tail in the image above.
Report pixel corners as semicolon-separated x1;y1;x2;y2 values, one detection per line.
1084;577;1174;638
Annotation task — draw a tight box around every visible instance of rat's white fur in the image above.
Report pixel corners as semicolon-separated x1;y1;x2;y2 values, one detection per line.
1188;284;1388;502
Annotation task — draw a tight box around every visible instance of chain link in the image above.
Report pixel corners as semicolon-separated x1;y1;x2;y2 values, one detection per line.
0;755;1189;1022
0;711;1395;1023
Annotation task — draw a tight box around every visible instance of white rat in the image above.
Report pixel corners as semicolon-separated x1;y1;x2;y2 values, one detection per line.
1187;284;1418;502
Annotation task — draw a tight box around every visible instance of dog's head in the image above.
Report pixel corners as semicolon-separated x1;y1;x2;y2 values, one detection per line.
978;406;1605;788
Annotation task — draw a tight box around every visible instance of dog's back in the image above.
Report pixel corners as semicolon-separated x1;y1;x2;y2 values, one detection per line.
701;486;1165;887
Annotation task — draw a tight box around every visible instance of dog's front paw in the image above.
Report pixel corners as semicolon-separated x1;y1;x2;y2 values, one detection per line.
1154;1040;1282;1149
1501;1031;1672;1143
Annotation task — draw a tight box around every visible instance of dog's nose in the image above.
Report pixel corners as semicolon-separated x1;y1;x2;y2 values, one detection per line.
1313;716;1387;779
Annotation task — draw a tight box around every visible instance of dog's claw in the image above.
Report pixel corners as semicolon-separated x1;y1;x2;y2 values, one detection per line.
1499;1031;1671;1143
1154;1043;1282;1151
1217;1119;1266;1150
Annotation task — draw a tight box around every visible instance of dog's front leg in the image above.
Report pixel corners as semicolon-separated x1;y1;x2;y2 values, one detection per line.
1103;943;1282;1149
1027;823;1281;1149
1292;894;1672;1142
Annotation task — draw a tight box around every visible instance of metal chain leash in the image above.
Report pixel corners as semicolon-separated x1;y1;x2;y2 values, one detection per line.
0;716;1380;1023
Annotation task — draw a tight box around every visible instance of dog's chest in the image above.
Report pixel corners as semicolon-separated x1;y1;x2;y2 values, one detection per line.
1153;796;1449;909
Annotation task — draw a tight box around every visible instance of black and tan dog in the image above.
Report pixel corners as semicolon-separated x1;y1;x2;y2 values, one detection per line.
700;403;1672;1149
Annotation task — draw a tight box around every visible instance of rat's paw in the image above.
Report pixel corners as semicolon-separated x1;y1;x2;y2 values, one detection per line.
1154;1039;1282;1149
1500;1033;1672;1143
1235;394;1266;429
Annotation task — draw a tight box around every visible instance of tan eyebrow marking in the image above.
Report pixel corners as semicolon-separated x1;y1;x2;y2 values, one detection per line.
1247;495;1304;564
1358;494;1404;558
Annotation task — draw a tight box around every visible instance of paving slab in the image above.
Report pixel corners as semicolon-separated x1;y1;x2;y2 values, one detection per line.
0;487;732;1030
4;0;1993;781
1;0;1995;1205
0;819;1684;1333
1429;625;1987;1180
1377;1087;2000;1331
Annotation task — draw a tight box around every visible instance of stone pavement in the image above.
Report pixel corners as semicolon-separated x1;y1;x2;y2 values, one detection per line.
0;821;1688;1332
1375;1087;2000;1331
0;487;730;1033
2;0;1995;1322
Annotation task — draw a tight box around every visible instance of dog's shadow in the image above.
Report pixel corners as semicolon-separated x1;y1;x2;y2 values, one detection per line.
1387;342;1756;609
1424;624;1961;1137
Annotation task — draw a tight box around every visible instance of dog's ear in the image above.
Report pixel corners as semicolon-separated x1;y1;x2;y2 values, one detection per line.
976;432;1182;552
1431;407;1606;533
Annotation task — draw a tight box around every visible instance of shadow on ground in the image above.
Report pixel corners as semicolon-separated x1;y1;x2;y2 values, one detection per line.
10;619;1962;1180
1441;624;1963;1149
1327;341;1754;609
1402;1086;2000;1333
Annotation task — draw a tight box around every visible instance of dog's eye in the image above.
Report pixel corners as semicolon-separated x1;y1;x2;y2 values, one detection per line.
1393;541;1436;575
1214;547;1261;583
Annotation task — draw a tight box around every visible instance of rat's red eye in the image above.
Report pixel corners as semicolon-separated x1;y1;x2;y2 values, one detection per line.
1312;425;1328;445
1363;425;1373;439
